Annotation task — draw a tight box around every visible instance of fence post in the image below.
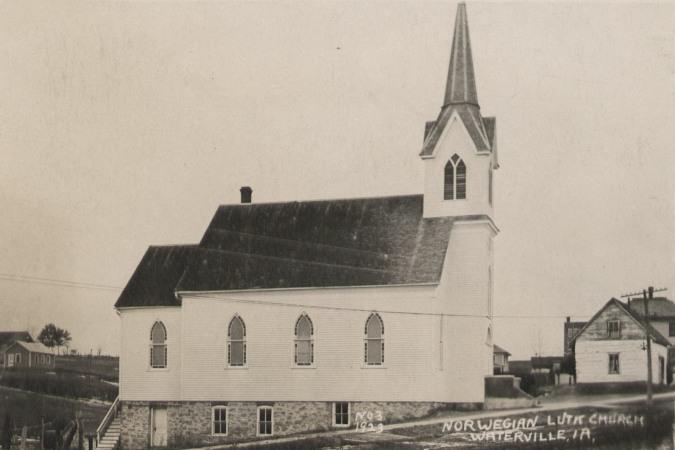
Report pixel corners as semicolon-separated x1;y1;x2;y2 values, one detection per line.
20;426;27;450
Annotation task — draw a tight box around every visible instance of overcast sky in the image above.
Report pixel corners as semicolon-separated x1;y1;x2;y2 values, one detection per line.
1;1;674;358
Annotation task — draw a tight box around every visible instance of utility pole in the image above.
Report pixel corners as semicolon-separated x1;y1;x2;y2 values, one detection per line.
643;288;653;405
621;286;668;407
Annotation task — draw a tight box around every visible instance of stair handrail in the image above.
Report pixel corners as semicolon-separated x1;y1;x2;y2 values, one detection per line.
96;396;120;444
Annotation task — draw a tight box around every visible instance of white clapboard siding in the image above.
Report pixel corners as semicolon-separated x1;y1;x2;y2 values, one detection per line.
438;222;494;318
119;307;182;401
576;339;668;383
179;288;490;403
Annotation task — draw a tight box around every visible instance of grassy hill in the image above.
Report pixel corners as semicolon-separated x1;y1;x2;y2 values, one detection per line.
55;355;118;382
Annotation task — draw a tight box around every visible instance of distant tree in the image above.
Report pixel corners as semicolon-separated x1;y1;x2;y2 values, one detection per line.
38;323;72;355
1;412;12;449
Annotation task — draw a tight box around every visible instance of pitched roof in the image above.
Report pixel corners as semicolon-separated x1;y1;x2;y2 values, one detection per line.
572;298;671;347
178;195;456;292
116;195;469;308
493;344;510;356
444;3;478;107
12;341;52;354
420;105;492;156
629;297;675;318
115;245;198;308
0;331;33;347
419;4;495;158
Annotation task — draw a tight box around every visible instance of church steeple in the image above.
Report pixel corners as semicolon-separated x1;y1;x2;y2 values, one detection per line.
443;3;478;107
420;3;498;220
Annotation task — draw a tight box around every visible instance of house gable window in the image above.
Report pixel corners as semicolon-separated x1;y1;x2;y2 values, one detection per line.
257;406;273;436
608;353;620;374
444;154;466;200
228;315;246;367
333;402;350;427
364;313;384;365
607;320;621;338
150;321;167;369
212;406;227;435
294;314;314;366
669;321;675;337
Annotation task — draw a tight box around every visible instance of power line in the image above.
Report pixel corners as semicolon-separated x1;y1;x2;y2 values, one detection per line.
0;273;122;292
0;272;597;319
189;292;594;320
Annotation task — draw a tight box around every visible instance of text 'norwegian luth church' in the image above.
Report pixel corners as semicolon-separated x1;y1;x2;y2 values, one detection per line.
112;3;499;448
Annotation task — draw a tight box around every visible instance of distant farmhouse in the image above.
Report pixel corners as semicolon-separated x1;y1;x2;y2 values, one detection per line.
572;298;670;384
108;3;501;448
0;331;54;369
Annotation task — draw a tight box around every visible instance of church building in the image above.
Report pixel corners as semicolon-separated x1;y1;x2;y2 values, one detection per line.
110;3;500;448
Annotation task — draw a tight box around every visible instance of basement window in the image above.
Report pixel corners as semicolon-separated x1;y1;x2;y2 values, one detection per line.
212;406;227;435
333;402;350;427
257;406;273;436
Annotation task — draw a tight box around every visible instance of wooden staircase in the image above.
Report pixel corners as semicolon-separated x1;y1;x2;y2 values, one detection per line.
96;397;121;450
96;417;121;450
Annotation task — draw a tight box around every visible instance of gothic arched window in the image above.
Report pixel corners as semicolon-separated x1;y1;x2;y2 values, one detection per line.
294;314;314;366
150;321;167;369
364;313;384;365
444;154;466;200
228;315;247;366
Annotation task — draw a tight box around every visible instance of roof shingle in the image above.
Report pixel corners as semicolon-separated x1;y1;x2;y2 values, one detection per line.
115;195;467;308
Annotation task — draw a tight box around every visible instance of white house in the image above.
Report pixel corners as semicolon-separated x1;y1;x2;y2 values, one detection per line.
493;344;510;374
111;3;500;448
572;298;670;385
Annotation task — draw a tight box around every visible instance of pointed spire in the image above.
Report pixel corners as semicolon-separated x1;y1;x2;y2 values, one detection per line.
443;3;479;107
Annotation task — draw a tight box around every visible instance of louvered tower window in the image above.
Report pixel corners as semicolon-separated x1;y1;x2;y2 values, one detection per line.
444;154;466;200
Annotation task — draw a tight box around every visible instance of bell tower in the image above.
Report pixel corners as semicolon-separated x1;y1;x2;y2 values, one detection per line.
420;3;498;220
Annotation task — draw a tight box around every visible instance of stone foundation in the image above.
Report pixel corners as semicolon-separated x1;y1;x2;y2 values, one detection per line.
119;400;481;449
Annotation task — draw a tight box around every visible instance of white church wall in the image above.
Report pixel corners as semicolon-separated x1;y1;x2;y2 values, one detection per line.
174;285;484;403
118;306;182;401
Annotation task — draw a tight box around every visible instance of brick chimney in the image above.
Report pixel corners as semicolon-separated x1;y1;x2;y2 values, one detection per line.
240;186;252;204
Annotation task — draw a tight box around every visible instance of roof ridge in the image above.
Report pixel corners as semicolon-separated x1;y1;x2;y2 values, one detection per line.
147;244;199;250
215;193;423;210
